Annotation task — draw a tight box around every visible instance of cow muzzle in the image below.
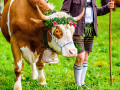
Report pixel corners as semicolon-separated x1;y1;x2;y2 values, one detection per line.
62;48;77;57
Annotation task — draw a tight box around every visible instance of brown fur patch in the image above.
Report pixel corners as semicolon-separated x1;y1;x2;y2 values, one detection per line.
36;51;45;70
4;0;8;5
53;26;63;39
28;0;51;13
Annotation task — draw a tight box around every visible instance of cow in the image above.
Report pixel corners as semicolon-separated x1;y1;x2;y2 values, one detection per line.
101;0;120;11
1;0;85;90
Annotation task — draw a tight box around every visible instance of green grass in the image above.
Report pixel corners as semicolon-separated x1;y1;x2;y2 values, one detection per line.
0;0;120;90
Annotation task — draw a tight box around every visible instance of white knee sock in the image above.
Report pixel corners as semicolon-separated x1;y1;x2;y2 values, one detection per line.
74;64;83;86
81;63;88;85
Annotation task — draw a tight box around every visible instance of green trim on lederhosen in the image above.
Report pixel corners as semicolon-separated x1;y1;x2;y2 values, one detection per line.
83;24;94;37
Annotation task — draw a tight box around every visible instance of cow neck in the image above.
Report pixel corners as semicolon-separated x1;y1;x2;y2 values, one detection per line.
42;30;49;48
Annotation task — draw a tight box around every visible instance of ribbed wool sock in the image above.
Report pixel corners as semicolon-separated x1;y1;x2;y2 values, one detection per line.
74;64;83;86
81;63;88;85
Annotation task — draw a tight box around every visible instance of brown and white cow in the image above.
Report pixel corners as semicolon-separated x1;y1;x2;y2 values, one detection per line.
1;0;84;89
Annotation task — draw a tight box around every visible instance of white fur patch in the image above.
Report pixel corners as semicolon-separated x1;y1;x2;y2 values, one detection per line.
31;63;38;80
49;12;70;19
38;68;44;78
47;3;55;10
14;75;22;90
20;46;40;64
17;59;22;70
38;69;47;85
7;0;15;36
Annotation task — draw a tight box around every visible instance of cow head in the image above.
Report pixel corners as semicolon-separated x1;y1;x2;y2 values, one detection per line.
31;6;85;57
47;24;77;57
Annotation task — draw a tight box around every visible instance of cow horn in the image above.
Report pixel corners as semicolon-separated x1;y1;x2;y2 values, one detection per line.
73;8;85;21
36;5;50;21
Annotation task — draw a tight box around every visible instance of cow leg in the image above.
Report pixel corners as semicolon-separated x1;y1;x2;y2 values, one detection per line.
36;59;47;85
10;36;24;90
31;63;38;80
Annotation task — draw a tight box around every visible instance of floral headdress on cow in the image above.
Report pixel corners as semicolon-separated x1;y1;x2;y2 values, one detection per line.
31;5;85;28
43;9;77;28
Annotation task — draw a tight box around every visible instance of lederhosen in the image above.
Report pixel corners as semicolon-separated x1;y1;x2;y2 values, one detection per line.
73;1;95;53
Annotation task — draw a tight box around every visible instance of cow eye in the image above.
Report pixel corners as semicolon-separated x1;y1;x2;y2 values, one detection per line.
55;29;59;33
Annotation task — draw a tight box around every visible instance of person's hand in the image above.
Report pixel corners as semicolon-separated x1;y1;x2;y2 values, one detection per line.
107;1;114;9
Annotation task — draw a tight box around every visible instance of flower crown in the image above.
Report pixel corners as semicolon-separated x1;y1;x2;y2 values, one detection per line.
43;10;77;28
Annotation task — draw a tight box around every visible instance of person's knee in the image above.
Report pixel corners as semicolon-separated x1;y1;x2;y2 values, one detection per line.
76;51;85;63
84;51;89;63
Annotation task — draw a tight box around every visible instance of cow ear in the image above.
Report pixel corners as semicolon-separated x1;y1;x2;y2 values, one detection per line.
30;18;43;24
30;18;46;27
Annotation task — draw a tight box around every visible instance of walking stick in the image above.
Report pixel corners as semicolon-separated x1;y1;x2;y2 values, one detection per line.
109;0;113;85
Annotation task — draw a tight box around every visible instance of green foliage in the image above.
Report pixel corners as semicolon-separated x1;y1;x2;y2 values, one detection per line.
43;17;76;28
44;9;56;16
75;43;82;53
0;0;120;90
43;8;76;28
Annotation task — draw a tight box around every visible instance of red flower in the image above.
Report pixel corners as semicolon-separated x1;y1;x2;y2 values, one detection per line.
53;21;57;26
73;23;77;27
69;20;73;26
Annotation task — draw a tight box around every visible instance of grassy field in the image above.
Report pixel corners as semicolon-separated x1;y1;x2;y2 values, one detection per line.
0;0;120;90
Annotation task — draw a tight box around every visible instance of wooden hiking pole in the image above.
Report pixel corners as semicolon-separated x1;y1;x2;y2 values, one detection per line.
109;0;113;85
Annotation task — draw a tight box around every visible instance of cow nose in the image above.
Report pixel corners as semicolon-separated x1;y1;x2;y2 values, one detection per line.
69;49;77;57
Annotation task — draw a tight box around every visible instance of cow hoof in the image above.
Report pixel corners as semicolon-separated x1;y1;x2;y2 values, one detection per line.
38;82;47;86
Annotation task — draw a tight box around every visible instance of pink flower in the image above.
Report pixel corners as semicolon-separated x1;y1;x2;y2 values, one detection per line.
69;20;73;26
73;23;77;27
53;21;57;26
